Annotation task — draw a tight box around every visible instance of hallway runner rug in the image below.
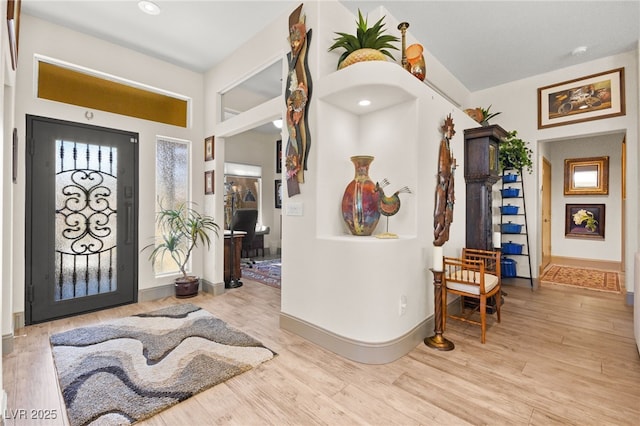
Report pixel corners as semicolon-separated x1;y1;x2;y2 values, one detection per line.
540;264;621;293
241;258;281;288
50;303;276;426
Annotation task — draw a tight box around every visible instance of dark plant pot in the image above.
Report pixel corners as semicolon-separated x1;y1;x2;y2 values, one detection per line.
174;276;200;298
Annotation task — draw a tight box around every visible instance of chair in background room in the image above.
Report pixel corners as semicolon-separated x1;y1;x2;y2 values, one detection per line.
231;208;258;267
442;248;501;343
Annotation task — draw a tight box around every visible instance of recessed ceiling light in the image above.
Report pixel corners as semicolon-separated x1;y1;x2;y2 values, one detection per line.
138;1;161;16
571;46;588;57
358;99;371;107
272;119;283;129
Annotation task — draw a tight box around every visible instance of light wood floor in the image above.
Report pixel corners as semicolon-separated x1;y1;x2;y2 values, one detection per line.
3;279;639;425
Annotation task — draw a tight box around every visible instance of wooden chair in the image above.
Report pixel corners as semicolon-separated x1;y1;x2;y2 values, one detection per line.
442;248;501;343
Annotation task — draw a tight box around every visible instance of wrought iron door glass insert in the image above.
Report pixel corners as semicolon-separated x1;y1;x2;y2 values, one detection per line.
55;140;117;300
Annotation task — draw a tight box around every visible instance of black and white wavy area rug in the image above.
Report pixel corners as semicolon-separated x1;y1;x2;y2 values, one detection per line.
50;304;275;426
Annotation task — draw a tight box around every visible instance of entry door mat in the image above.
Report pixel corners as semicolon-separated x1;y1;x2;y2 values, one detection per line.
540;264;621;293
50;303;276;426
241;258;281;288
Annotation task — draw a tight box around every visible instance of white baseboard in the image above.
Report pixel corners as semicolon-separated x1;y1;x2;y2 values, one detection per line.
280;312;432;364
2;334;14;356
13;312;24;331
201;279;225;296
138;283;174;301
279;298;462;365
137;279;225;302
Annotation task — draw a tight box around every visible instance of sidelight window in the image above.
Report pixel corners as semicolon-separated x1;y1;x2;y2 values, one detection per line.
155;137;191;275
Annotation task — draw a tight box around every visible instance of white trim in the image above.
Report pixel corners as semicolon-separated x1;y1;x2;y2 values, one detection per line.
34;54;192;127
34;54;190;100
218;52;284;95
224;162;262;178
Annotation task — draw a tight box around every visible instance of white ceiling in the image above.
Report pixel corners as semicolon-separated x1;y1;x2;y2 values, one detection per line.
344;1;640;91
21;1;639;93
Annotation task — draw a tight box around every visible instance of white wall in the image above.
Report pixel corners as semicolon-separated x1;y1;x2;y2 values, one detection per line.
202;0;288;286
204;0;476;349
13;15;206;317
471;51;638;291
274;2;477;344
0;0;16;405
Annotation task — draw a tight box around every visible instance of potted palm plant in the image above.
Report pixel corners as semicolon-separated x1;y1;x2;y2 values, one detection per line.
499;130;534;174
143;201;219;298
328;9;399;70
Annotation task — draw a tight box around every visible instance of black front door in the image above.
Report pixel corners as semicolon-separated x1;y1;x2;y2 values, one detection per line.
26;115;138;324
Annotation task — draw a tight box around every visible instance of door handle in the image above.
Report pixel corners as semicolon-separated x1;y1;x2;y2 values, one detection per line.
125;203;132;244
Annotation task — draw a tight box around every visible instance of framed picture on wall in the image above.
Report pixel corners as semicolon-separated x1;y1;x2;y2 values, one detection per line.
275;179;282;209
538;68;625;129
204;136;214;161
204;170;214;194
276;139;282;174
565;204;605;239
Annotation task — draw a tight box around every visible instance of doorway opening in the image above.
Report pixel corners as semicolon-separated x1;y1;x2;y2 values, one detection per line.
224;125;282;288
538;131;625;286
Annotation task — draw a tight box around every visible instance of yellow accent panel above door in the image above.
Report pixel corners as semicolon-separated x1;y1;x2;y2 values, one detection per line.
38;61;188;128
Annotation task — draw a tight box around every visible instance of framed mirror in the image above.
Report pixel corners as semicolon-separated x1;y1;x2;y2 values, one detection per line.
564;156;609;195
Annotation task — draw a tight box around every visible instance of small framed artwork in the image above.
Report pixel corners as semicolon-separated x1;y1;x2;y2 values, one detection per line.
204;170;214;195
204;136;214;161
274;179;282;209
538;68;625;129
276;139;282;174
565;204;605;239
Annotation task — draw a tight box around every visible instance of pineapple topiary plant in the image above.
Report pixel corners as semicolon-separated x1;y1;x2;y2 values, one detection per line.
328;9;400;70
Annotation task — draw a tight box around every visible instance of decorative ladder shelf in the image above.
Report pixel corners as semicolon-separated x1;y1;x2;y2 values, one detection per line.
500;168;533;288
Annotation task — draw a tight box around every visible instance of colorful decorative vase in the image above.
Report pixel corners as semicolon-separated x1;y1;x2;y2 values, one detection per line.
406;44;426;81
341;156;380;236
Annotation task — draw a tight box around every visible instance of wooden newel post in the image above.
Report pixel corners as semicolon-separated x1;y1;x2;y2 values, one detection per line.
424;269;455;351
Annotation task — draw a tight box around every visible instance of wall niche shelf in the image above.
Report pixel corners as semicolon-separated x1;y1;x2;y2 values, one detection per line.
316;60;421;240
317;234;417;242
318;61;422;115
284;56;461;364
